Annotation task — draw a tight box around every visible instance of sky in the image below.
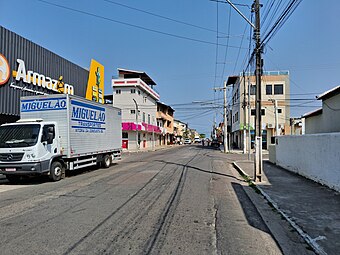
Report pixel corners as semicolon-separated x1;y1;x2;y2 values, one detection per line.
1;0;340;136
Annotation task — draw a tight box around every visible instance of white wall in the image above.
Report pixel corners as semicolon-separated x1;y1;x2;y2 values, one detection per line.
275;133;340;192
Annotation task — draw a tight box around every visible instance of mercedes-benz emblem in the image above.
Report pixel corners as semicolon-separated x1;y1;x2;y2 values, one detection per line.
7;154;13;161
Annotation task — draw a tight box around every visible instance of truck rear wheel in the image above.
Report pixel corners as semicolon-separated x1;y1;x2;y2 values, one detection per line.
49;161;63;181
102;154;111;168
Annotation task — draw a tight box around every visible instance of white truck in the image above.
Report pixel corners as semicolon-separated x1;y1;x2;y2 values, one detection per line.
0;94;122;182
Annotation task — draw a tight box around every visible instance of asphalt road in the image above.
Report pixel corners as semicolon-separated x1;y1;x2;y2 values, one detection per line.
0;146;289;255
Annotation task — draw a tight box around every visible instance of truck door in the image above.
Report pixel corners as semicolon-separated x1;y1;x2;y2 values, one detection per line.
41;124;58;160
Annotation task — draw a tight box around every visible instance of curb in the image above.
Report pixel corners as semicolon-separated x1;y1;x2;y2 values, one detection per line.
233;162;327;255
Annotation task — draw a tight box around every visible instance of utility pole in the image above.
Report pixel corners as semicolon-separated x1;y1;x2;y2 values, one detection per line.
254;0;262;182
214;82;229;153
247;76;251;160
274;99;279;136
152;116;155;150
132;99;139;151
223;81;228;153
270;99;279;136
226;0;262;181
243;72;247;154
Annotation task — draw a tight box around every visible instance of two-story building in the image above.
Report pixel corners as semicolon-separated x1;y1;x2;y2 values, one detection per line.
229;71;290;150
110;68;161;150
156;102;175;145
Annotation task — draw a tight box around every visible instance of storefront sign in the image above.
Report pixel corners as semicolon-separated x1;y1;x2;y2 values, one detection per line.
12;59;74;94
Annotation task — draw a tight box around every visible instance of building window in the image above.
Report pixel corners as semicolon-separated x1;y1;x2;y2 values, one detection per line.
274;84;284;95
251;109;265;116
122;132;128;139
131;89;136;93
250;85;256;95
115;89;121;94
278;108;282;113
266;85;272;95
235;112;238;122
138;90;141;95
130;109;136;114
143;112;146;122
148;114;150;124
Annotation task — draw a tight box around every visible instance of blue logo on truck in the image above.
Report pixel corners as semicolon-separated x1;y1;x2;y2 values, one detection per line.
71;100;106;133
21;98;67;112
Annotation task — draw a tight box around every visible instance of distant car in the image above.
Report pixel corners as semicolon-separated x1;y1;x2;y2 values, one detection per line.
194;137;201;143
211;139;220;148
184;138;192;144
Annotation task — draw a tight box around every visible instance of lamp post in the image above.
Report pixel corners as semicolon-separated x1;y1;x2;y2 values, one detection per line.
132;99;139;151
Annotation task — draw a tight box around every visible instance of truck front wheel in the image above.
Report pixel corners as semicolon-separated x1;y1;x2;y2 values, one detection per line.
102;154;111;168
49;161;63;181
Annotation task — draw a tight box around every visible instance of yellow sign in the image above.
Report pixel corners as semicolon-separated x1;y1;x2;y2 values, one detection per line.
86;59;104;104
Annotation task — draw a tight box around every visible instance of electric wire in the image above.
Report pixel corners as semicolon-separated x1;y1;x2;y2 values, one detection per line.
37;0;245;48
103;0;235;36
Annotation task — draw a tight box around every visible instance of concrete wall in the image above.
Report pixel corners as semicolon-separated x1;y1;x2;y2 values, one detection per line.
275;133;340;192
268;144;276;164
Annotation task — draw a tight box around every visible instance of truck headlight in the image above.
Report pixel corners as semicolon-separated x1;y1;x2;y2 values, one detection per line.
26;153;36;160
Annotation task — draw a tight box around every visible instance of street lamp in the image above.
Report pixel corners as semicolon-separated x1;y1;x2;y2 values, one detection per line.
132;99;139;151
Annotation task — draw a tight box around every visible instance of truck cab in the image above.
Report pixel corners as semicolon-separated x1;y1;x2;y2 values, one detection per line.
0;119;61;182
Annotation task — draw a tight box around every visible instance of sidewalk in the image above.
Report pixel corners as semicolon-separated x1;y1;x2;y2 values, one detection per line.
234;159;340;255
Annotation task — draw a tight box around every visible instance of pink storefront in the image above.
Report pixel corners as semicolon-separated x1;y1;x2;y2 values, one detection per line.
122;122;161;149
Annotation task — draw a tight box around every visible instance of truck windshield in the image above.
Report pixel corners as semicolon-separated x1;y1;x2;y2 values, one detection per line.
0;124;41;148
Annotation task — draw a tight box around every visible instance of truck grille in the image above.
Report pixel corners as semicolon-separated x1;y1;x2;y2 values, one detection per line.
0;153;24;162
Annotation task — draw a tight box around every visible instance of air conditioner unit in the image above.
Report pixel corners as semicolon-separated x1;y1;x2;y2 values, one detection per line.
267;123;274;128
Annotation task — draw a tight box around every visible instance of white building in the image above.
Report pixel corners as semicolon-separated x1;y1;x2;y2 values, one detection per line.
229;71;290;150
111;68;161;151
303;85;340;134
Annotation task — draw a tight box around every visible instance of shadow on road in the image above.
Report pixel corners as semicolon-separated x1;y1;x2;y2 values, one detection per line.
231;182;272;234
155;160;245;182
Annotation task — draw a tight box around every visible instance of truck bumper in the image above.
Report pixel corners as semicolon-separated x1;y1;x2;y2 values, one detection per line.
0;161;49;175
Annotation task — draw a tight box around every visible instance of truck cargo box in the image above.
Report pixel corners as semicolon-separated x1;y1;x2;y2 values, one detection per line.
20;94;122;158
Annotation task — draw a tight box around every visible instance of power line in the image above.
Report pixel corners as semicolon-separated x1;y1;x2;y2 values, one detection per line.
103;0;237;36
219;4;232;86
37;0;246;49
261;0;303;47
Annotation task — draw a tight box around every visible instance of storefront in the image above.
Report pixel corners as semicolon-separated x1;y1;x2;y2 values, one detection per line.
0;26;104;124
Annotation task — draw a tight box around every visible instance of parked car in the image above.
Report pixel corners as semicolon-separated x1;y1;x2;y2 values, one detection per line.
194;137;201;143
211;138;220;148
184;138;192;144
